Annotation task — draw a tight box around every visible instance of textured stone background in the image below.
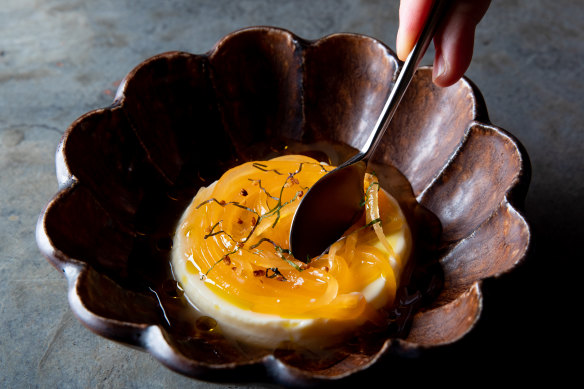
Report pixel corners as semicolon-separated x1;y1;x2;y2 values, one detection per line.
1;0;581;387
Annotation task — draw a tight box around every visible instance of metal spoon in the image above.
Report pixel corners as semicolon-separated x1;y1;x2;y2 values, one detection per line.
289;0;448;261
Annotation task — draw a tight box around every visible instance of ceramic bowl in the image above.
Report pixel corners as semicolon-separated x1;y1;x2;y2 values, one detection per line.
36;26;530;386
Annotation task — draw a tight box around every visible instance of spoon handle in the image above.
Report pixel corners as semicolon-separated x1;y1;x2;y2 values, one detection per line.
346;0;449;167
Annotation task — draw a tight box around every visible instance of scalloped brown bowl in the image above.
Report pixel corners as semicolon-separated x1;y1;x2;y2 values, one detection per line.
36;26;530;386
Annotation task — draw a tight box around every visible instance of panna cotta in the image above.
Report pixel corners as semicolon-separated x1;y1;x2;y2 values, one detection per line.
171;155;411;348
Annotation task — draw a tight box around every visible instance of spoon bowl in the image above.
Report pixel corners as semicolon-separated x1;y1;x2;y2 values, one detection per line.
289;160;367;261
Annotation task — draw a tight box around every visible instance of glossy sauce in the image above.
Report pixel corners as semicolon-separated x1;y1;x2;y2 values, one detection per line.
124;141;443;365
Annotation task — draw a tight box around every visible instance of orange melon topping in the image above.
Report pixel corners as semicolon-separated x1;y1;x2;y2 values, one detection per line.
175;155;409;320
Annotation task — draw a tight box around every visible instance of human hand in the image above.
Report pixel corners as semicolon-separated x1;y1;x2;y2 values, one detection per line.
397;0;491;87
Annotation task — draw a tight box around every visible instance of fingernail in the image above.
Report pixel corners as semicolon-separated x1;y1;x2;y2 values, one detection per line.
396;31;411;61
433;53;446;83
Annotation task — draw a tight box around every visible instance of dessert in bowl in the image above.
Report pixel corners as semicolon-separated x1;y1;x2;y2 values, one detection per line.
172;154;413;350
36;26;530;386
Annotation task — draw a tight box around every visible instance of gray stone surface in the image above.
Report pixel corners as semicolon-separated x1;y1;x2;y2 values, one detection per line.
1;0;581;387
